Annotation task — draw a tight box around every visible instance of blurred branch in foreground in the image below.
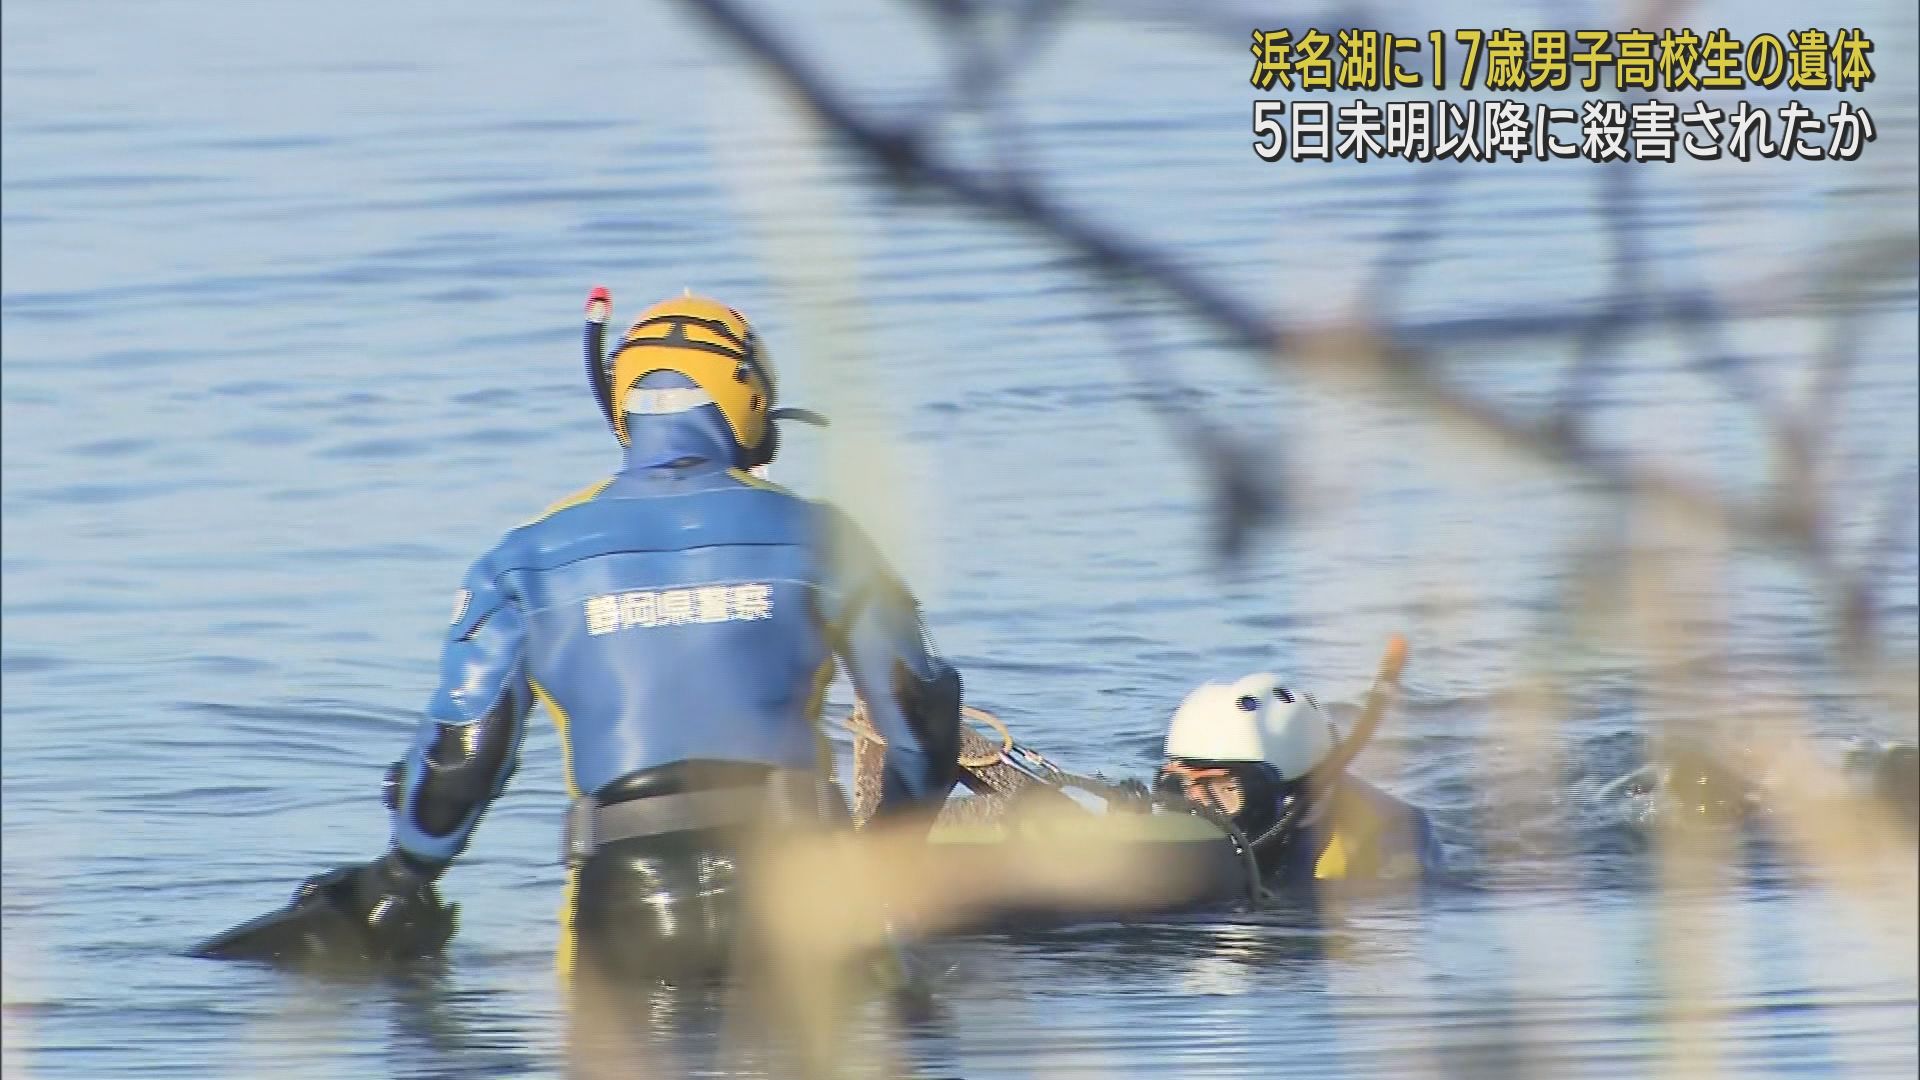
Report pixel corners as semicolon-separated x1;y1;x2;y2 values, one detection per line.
648;2;1916;1077
678;0;1917;706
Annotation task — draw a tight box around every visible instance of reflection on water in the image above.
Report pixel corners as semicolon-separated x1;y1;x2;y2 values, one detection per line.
3;0;1915;1076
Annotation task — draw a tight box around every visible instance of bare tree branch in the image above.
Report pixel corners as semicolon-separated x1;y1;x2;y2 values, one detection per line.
678;0;1916;699
679;0;1840;549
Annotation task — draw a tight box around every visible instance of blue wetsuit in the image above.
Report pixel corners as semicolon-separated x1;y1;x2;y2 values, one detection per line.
379;393;960;978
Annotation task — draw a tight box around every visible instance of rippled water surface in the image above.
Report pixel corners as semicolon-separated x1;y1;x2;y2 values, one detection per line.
4;1;1917;1077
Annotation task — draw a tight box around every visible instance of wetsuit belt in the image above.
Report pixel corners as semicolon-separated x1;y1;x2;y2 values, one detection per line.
563;788;759;864
562;770;829;865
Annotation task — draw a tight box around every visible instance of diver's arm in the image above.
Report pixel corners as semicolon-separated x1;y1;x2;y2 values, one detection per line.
385;553;532;876
821;510;961;822
249;556;529;960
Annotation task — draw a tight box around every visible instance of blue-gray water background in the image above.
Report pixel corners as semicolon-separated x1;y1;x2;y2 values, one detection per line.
4;1;1917;1077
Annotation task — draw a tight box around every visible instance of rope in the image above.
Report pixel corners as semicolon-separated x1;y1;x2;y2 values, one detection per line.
956;706;1015;769
841;699;1156;818
839;700;1013;770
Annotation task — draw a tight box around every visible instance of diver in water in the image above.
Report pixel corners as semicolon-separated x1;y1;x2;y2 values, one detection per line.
1152;673;1443;887
197;292;962;985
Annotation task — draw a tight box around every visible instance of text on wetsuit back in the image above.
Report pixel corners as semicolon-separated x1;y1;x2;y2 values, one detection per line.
585;585;774;634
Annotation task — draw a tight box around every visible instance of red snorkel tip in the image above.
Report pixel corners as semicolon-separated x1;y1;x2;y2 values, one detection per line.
584;287;616;429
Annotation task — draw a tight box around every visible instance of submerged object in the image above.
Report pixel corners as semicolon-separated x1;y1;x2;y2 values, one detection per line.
926;802;1255;925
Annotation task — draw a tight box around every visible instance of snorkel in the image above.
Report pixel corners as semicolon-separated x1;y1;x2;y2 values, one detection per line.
584;285;616;427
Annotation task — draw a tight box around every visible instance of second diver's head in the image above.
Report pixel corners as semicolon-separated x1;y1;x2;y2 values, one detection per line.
1155;673;1337;842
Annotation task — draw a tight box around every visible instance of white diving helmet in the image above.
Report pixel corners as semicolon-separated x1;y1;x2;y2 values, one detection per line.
1156;673;1339;840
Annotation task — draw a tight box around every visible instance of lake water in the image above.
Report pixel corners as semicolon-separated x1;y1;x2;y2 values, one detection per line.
4;0;1916;1077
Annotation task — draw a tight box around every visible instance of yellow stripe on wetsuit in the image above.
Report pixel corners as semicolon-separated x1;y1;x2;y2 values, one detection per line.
519;479;613;979
529;680;579;800
523;477;614;526
529;678;580;976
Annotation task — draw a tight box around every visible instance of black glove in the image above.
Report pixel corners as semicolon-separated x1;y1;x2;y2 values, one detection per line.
1103;776;1155;811
294;850;456;962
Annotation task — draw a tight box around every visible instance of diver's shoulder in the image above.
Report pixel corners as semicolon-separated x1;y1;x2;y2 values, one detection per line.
720;469;845;529
496;468;836;557
788;495;870;542
482;476;619;563
723;467;798;497
523;477;617;526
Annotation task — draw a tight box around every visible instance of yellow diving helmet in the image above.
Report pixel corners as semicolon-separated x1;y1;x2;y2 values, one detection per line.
582;287;824;470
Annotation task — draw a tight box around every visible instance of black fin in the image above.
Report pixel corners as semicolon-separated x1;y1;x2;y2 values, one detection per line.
188;890;366;966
